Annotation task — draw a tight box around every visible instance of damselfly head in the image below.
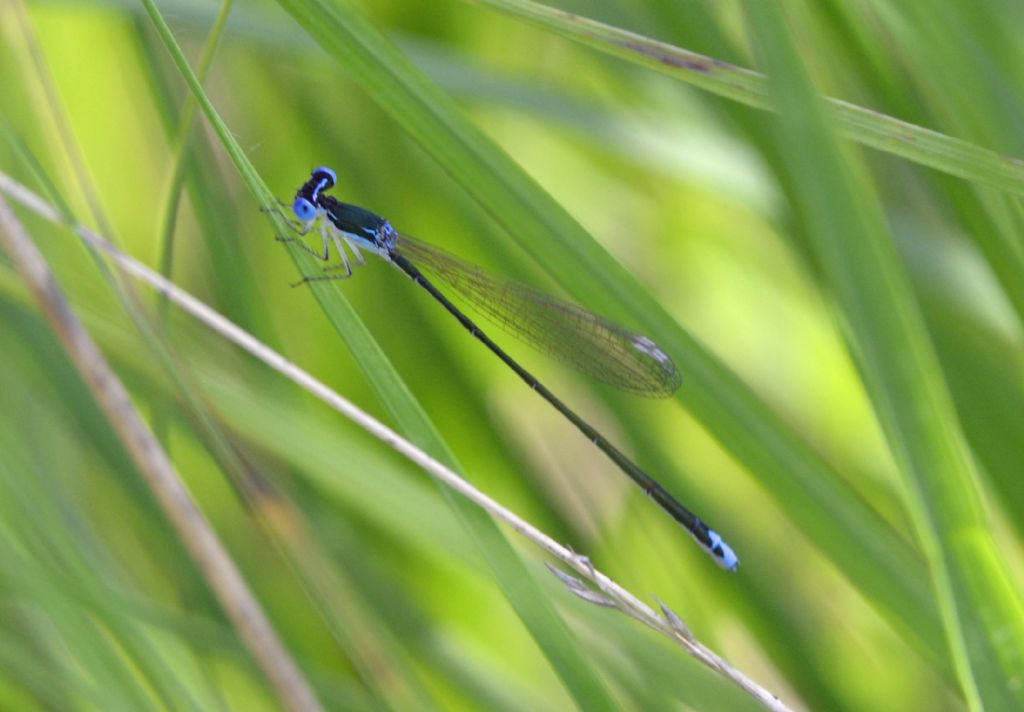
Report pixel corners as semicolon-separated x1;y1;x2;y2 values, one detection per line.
292;166;338;223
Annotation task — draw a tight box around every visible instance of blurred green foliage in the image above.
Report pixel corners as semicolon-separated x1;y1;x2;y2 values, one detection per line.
1;0;1022;709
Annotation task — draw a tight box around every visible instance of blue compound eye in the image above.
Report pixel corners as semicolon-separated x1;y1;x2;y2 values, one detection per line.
313;166;337;189
292;197;316;222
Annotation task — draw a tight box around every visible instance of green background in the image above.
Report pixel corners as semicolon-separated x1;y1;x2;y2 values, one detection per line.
1;0;1023;709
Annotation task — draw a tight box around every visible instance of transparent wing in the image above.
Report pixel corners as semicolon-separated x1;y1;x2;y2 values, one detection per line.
394;233;681;398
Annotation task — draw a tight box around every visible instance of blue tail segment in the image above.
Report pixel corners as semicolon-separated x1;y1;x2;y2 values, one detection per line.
705;530;739;571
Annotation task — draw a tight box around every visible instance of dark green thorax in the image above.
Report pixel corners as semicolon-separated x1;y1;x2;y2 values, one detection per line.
319;196;388;242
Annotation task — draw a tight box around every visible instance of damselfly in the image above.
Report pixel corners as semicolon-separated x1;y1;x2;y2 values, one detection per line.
282;167;738;570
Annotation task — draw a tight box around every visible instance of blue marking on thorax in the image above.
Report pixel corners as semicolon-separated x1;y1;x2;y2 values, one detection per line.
311;178;328;203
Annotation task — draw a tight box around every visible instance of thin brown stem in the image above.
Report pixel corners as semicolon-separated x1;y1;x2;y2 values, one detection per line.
0;192;324;712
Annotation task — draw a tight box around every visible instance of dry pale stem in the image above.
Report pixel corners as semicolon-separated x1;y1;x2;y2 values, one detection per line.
0;172;790;712
0;190;324;712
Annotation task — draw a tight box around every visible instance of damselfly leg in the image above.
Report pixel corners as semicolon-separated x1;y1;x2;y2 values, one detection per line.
285;220;369;286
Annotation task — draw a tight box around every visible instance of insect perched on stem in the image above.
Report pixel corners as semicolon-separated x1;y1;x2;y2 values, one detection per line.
281;166;738;570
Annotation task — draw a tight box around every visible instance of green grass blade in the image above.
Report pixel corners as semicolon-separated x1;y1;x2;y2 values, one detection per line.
152;0;234;322
747;4;1024;708
466;0;1024;197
